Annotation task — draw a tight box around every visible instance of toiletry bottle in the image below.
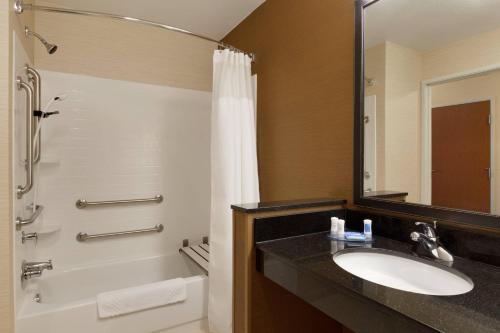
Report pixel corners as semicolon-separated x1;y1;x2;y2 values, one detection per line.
364;219;372;240
330;239;338;254
338;238;345;250
338;219;345;239
330;217;338;237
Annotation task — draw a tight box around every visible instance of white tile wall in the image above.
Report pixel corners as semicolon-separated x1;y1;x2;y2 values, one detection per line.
20;70;211;270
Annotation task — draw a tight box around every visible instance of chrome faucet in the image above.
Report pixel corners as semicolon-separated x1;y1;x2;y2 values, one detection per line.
410;222;453;262
21;260;53;280
21;231;38;244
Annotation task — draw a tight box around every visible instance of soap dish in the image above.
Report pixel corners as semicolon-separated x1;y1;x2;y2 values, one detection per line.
328;231;374;243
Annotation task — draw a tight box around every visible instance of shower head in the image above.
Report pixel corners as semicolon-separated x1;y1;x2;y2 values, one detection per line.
42;94;68;112
25;26;58;54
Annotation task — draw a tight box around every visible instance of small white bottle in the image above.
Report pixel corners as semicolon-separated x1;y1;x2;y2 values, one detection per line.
337;219;345;239
330;217;339;237
363;219;373;240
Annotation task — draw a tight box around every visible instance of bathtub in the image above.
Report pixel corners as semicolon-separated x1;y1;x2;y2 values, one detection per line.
16;253;208;333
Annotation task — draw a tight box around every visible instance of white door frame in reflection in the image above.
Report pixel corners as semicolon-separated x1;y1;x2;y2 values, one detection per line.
421;64;499;213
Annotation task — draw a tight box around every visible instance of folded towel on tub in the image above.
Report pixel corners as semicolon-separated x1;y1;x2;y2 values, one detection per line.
97;278;187;318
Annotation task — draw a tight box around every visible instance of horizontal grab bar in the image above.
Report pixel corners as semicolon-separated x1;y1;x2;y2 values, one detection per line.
76;195;163;209
76;224;164;242
16;205;44;230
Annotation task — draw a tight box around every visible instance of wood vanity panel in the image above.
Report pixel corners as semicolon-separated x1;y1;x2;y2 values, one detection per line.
233;204;346;333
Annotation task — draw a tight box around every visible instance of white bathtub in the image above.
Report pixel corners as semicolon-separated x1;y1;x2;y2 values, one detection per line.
16;253;208;333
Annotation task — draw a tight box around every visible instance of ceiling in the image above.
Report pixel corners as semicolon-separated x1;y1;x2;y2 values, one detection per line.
35;0;265;40
365;0;500;51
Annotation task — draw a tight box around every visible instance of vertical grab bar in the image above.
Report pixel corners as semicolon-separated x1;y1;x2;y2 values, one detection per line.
26;65;41;164
17;77;34;199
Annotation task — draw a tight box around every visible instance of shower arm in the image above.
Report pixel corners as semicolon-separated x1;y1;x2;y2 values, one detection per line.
13;0;256;62
25;29;49;47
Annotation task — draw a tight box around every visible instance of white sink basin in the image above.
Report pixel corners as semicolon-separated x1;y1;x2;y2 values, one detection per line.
333;248;473;296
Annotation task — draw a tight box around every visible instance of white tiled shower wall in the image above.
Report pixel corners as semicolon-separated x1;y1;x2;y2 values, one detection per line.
17;70;211;272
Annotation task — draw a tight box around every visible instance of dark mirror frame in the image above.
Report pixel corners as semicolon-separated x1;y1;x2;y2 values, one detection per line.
353;0;500;229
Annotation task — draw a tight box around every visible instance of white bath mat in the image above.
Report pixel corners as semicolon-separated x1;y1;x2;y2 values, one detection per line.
97;278;187;318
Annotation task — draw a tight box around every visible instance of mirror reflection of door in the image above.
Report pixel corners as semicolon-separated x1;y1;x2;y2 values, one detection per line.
431;101;491;213
364;95;377;193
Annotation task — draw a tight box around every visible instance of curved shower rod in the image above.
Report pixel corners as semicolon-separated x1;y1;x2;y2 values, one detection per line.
13;0;256;62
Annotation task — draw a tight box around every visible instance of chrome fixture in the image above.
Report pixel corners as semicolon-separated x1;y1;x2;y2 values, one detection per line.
76;194;163;209
13;0;255;61
365;77;376;86
33;293;42;303
22;231;38;244
24;26;58;54
21;260;53;281
76;224;164;242
16;205;43;230
410;221;454;262
26;65;42;163
16;77;34;199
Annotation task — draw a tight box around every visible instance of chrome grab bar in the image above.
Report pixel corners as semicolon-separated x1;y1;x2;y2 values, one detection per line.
16;77;34;199
75;194;163;209
26;65;41;164
76;224;164;242
16;205;44;230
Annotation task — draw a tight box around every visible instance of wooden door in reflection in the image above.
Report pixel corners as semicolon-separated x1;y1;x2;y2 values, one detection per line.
432;101;491;213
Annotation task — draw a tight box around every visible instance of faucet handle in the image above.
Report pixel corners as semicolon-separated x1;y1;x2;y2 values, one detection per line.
43;259;53;270
415;221;437;239
21;231;38;244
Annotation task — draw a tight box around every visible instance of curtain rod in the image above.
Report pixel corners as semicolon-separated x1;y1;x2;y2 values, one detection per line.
14;0;256;62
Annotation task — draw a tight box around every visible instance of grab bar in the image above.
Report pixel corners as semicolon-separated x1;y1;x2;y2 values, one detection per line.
16;77;34;199
26;65;41;164
75;194;163;209
16;205;44;230
76;224;164;242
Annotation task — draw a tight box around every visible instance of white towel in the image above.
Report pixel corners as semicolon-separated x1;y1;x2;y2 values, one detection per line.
97;278;187;318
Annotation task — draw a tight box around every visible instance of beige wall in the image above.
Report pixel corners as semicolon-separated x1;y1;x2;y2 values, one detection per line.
384;42;422;202
366;25;500;203
34;11;216;91
0;2;12;331
432;71;500;214
365;43;386;190
424;27;500;80
365;42;422;201
1;1;34;333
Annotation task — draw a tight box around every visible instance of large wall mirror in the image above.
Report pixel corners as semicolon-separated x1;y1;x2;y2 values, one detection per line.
354;0;500;228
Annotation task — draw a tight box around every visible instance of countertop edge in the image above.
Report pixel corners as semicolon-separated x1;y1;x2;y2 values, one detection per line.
231;198;347;213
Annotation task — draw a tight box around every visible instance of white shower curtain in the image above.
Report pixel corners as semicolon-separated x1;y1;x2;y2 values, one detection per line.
209;49;260;333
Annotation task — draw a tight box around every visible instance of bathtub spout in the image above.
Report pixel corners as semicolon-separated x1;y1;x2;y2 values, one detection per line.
21;260;53;280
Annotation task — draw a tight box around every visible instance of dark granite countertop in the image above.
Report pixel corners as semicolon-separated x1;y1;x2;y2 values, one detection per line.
257;233;500;333
231;198;347;213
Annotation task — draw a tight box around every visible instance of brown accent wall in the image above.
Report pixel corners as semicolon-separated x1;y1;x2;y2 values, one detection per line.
223;0;355;202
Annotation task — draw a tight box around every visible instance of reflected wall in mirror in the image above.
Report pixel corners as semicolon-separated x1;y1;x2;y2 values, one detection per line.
362;0;500;216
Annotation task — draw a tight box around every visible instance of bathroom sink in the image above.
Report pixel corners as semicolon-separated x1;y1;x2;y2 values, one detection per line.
333;248;473;296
